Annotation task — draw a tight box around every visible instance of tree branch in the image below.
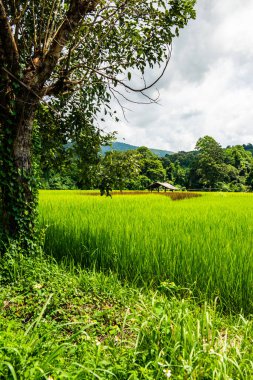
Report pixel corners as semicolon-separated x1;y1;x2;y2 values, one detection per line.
0;0;19;72
120;45;172;93
36;0;99;85
42;77;82;96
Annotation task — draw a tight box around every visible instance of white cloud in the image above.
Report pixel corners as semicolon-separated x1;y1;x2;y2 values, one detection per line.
105;0;253;152
213;1;253;58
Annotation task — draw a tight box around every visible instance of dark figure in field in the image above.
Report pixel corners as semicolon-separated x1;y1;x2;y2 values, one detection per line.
99;181;112;198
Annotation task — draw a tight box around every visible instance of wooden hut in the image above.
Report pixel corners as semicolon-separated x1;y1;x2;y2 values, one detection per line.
148;182;178;192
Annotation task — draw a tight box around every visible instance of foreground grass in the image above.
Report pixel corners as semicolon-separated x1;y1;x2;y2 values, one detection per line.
40;191;253;314
0;251;253;379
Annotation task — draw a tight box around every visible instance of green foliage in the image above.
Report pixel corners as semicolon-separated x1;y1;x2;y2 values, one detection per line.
192;138;253;190
0;249;253;379
193;136;226;187
163;150;198;168
161;151;198;188
0;122;40;248
95;147;167;193
161;137;253;191
224;145;253;182
136;147;166;186
97;150;140;194
246;166;253;190
37;103;116;190
38;135;253;192
41;174;77;190
166;160;187;187
243;143;253;156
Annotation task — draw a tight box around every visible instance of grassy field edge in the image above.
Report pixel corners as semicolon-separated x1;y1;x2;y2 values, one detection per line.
0;250;252;379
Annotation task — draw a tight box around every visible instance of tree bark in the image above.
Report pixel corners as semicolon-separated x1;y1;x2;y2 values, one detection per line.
0;100;39;244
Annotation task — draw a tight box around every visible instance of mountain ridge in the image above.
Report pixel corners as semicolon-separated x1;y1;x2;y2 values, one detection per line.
101;141;173;157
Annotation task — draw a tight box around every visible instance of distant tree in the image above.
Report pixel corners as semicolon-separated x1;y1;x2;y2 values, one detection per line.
163;150;198;168
166;160;187;187
243;143;253;156
97;150;140;194
246;166;253;190
191;136;227;188
136;147;166;186
196;136;224;163
97;147;168;192
163;138;253;191
225;145;253;178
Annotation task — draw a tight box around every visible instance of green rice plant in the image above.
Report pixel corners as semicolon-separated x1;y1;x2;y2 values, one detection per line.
39;191;253;314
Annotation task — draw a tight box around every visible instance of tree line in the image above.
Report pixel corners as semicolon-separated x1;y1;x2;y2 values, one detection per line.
40;135;253;192
164;137;253;192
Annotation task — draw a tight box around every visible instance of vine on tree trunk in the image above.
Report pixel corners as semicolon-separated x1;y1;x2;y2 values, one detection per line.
0;117;40;252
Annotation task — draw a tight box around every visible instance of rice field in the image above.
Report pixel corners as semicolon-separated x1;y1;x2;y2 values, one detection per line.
39;191;253;314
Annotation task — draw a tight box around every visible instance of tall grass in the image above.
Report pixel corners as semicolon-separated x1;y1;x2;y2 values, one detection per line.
1;250;252;379
39;191;253;314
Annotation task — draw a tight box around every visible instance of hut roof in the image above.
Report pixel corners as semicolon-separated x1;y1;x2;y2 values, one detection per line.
149;182;178;190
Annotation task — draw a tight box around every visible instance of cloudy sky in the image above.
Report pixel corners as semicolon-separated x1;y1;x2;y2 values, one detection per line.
104;0;253;152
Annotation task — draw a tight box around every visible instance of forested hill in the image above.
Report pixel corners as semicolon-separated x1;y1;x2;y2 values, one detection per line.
101;142;173;157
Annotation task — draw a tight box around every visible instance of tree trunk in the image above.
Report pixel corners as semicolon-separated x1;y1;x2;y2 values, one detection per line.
0;107;38;246
0;0;100;248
